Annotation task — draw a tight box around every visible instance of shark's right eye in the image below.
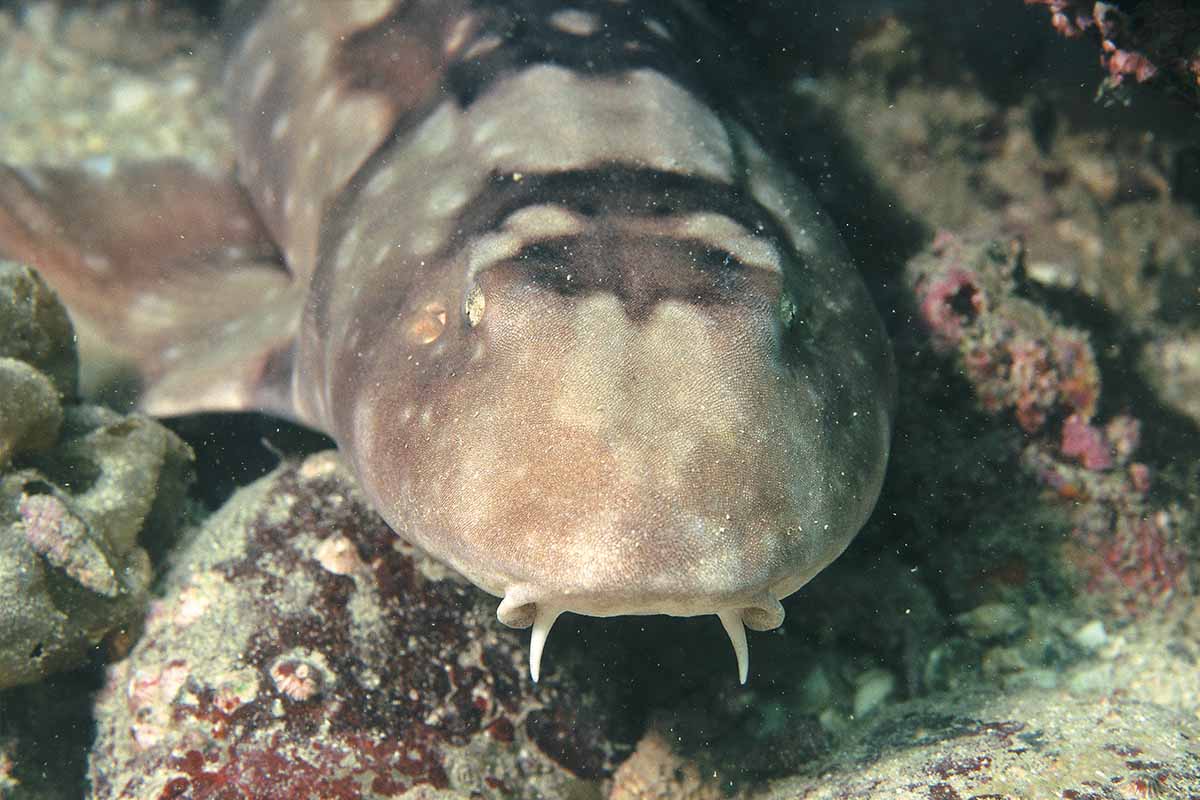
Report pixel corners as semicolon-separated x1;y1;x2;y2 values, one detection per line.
464;283;486;327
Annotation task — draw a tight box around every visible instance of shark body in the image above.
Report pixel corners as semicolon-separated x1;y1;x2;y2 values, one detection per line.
0;0;895;682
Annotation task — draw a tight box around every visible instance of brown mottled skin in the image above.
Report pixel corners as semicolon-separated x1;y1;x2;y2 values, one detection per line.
0;0;894;680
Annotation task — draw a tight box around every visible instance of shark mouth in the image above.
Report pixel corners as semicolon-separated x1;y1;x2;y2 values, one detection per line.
496;593;786;684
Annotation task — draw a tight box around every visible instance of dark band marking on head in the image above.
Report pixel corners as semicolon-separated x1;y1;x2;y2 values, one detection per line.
448;166;796;275
444;0;725;109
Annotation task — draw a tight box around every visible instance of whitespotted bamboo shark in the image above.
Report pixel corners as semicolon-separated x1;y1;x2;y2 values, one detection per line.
0;0;894;683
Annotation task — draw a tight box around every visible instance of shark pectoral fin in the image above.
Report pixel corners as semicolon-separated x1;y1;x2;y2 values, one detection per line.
0;159;303;420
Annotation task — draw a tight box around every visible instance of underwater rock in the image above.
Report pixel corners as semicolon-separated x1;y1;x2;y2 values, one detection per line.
955;602;1028;642
757;685;1200;799
851;669;897;719
909;234;1101;435
0;261;73;468
0;410;191;691
908;231;1190;613
88;452;626;799
0;356;61;468
0;261;193;690
0;259;77;398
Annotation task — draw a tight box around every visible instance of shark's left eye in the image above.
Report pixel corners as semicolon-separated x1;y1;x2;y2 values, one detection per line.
779;292;798;327
695;247;741;273
464;283;486;327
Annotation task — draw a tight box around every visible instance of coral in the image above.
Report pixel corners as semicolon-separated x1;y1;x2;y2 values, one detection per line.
909;232;1190;613
0;261;193;690
1060;413;1113;471
0;2;1197;798
88;452;628;799
911;233;1101;434
609;731;723;800
1025;0;1200;108
0;744;15;795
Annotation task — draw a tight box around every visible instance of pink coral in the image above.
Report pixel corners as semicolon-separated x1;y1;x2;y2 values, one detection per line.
1024;0;1095;37
1092;3;1160;84
918;268;985;349
1028;0;1200;109
913;234;1098;436
1061;414;1112;471
1092;512;1187;610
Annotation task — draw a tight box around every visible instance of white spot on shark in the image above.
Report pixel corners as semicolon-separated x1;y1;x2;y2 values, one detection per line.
82;253;111;274
335;226;362;273
426;182;469;217
271;112;292;142
365;164;403;199
372;241;392;267
313;86;338;116
444;14;476;56
411;229;445;257
222;319;248;336
411;102;459;157
303;31;331;76
462;33;502;61
249;58;276;103
345;0;394;27
644;18;672;40
549;9;600;36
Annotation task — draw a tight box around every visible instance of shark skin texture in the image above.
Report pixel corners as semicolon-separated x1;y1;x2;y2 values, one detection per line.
0;0;895;683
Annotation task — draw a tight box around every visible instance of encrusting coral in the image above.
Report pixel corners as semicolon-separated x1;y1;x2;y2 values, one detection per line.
908;232;1190;613
1026;0;1200;108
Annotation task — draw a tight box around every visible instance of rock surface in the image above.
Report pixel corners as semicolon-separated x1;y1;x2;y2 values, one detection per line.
89;453;626;799
0;257;77;399
0;261;193;691
757;687;1200;800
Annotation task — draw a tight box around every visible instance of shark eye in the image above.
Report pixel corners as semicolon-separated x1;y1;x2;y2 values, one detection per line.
464;283;486;327
518;241;560;263
695;247;742;272
779;292;798;327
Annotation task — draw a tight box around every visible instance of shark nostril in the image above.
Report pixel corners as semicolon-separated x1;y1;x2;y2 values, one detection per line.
408;301;447;344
